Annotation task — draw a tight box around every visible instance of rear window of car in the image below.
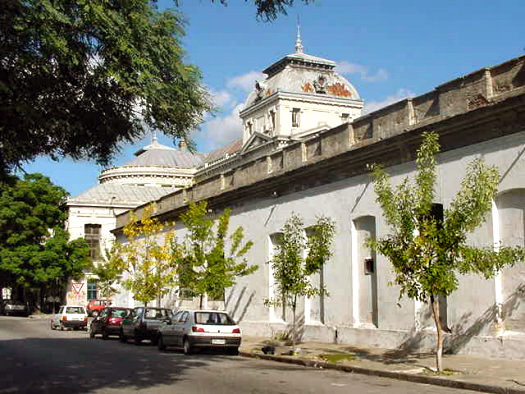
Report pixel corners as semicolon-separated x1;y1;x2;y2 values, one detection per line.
110;309;129;318
194;312;235;325
66;307;85;314
144;308;170;319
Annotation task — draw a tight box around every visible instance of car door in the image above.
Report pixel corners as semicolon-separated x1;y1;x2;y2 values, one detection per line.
175;311;189;347
133;307;144;336
95;308;108;333
122;309;135;336
161;311;181;346
53;306;64;326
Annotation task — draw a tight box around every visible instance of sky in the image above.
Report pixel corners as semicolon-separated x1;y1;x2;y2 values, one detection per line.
21;0;525;196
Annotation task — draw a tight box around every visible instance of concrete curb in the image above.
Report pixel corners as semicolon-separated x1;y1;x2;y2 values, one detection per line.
239;351;525;394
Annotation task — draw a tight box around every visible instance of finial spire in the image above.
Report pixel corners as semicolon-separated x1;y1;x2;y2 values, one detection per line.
295;16;303;54
152;130;158;144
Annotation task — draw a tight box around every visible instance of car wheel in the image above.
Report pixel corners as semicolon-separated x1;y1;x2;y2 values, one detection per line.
183;338;192;355
134;332;141;346
102;328;108;340
158;335;166;351
50;321;55;330
60;322;65;331
119;329;127;343
229;347;239;356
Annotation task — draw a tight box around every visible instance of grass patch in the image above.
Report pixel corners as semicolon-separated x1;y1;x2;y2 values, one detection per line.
318;353;356;364
422;367;459;376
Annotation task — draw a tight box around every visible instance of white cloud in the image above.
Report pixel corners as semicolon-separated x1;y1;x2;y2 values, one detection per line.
202;103;245;150
336;61;388;82
227;71;266;92
363;89;415;114
210;89;233;108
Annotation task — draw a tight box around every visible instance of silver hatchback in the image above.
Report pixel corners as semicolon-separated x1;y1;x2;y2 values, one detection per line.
157;309;241;355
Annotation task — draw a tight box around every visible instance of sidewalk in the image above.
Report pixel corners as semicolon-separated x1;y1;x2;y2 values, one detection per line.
239;336;525;394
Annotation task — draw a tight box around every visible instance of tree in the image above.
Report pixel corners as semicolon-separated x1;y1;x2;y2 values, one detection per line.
211;0;313;21
268;213;335;351
1;0;311;179
90;247;122;299
0;173;91;304
179;201;257;308
112;204;178;307
369;132;525;372
1;0;212;178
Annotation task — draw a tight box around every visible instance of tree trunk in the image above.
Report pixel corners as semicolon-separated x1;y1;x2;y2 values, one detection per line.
199;294;203;309
430;294;444;372
291;296;297;352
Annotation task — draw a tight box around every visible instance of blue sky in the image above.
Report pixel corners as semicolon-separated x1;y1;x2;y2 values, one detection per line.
22;0;525;196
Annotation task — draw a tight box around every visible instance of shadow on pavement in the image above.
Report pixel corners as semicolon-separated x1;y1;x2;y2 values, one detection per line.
0;336;235;393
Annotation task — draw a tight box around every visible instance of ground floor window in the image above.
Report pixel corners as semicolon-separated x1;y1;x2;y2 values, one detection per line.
87;281;98;300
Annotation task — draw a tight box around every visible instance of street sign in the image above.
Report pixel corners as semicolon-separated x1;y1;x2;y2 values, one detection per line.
71;283;84;294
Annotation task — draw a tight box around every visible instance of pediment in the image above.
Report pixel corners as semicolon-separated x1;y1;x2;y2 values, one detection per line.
240;132;273;154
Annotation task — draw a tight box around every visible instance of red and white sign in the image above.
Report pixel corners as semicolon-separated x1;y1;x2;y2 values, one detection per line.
71;282;84;294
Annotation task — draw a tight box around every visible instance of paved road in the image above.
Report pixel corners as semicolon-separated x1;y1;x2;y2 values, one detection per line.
0;316;467;393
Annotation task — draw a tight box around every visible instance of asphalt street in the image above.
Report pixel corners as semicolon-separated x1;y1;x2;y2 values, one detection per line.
0;316;469;393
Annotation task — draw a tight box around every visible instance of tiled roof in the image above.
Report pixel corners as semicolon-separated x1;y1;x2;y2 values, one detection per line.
204;139;243;163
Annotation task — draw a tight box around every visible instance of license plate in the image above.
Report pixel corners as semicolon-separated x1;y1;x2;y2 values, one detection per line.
211;339;225;345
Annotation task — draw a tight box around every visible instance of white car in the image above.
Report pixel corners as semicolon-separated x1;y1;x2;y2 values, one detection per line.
157;309;241;355
51;305;88;330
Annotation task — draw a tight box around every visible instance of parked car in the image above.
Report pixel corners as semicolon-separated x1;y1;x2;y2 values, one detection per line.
89;307;130;339
86;299;112;317
120;307;173;345
1;300;30;317
51;305;88;330
157;309;241;355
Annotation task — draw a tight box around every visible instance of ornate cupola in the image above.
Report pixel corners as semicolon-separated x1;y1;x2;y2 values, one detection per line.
239;27;363;146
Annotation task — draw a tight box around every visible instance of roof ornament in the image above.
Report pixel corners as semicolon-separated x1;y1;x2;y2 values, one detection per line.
295;16;303;54
151;130;158;144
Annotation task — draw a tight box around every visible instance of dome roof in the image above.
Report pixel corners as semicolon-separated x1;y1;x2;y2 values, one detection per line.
124;138;204;169
244;37;360;108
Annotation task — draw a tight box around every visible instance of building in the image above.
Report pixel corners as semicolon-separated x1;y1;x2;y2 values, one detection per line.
77;35;525;359
65;138;205;305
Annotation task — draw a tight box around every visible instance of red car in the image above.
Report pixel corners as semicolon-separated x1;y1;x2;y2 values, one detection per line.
86;299;111;317
89;307;130;339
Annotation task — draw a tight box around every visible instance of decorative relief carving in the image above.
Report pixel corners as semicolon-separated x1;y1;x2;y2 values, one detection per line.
467;94;489;110
313;75;327;94
302;82;314;93
327;82;352;98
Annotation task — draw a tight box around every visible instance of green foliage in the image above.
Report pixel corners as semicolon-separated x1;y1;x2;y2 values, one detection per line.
369;132;525;371
90;247;122;299
1;0;212;177
210;0;313;21
268;213;335;348
368;132;524;301
179;201;257;304
111;204;178;305
0;173;91;288
269;213;335;307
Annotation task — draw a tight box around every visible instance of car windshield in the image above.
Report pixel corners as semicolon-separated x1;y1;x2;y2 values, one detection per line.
66;307;85;314
144;308;170;320
194;312;235;325
110;309;128;318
